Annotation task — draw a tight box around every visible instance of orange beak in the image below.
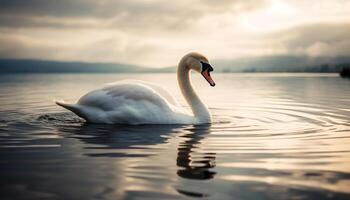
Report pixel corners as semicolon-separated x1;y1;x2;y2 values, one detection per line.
201;69;216;87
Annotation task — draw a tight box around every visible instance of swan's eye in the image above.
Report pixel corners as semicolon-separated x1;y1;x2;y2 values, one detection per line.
200;61;213;72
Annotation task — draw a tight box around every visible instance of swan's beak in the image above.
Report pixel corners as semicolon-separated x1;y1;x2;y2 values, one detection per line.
201;69;216;87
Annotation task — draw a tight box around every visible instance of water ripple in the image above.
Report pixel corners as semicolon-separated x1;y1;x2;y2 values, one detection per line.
0;74;350;199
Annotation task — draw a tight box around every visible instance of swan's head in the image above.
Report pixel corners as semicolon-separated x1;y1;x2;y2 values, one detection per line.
186;52;216;87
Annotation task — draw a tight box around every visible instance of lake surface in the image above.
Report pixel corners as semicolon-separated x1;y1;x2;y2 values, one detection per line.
0;73;349;200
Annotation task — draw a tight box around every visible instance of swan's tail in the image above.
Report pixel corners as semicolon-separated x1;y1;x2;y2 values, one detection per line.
55;100;87;119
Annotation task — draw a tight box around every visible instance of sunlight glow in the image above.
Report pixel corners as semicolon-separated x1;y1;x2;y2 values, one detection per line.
240;0;297;32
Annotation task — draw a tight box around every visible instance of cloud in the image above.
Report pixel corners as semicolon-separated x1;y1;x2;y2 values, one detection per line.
0;0;268;66
0;0;265;17
0;0;266;31
0;0;350;67
266;22;350;57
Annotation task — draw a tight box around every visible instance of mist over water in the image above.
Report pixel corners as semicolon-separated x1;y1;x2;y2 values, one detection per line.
0;73;350;200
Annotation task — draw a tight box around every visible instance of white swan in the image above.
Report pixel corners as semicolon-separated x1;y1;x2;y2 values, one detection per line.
56;52;216;125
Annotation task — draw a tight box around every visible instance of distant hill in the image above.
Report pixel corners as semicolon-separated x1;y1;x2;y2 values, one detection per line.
0;59;153;73
212;55;350;73
1;56;350;73
131;55;350;73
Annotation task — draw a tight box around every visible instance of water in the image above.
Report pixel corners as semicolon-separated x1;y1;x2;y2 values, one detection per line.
0;73;349;200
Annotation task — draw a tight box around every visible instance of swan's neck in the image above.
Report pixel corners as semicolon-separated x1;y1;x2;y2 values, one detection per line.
177;60;211;123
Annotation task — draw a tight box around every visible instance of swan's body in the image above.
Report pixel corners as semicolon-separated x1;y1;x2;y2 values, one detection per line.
57;80;193;124
56;52;215;125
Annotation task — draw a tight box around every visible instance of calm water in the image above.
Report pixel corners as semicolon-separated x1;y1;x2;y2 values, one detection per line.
0;73;350;200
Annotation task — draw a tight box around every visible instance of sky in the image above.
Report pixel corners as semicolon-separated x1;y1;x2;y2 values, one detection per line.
0;0;349;67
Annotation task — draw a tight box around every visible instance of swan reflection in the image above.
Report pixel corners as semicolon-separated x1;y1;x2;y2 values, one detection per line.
175;124;216;198
177;124;216;180
58;123;181;157
64;123;216;179
55;121;216;198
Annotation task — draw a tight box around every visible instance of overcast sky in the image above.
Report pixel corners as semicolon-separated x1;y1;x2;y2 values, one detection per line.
0;0;349;67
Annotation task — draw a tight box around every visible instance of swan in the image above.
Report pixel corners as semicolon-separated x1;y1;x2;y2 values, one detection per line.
56;52;215;125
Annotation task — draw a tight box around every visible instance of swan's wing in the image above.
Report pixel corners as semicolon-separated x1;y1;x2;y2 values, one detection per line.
73;82;188;124
138;81;180;106
107;80;180;106
78;82;185;115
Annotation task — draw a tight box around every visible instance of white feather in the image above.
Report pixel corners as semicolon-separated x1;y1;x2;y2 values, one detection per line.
56;52;213;125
